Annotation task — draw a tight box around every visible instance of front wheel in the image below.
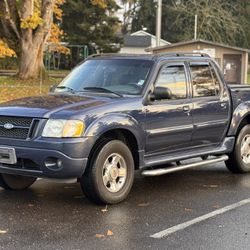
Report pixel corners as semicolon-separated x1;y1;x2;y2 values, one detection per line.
226;125;250;173
0;174;36;190
80;140;134;204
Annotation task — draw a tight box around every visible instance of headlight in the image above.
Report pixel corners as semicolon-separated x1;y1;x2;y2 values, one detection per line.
42;119;85;138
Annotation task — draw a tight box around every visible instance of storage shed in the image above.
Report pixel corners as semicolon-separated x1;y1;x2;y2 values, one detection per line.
147;39;249;84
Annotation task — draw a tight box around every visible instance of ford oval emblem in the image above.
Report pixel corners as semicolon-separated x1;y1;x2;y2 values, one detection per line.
4;123;14;130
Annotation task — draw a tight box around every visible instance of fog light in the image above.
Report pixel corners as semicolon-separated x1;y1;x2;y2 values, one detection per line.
44;157;63;171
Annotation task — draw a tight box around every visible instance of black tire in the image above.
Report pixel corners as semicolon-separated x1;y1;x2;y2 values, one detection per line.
226;125;250;173
80;139;134;204
0;174;36;190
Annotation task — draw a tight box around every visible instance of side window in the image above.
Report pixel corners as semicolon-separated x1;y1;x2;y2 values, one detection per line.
190;63;219;97
155;65;187;99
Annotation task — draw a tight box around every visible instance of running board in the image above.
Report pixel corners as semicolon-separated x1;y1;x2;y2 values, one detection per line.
141;155;229;177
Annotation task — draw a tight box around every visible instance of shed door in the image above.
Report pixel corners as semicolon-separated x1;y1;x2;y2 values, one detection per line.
223;54;242;84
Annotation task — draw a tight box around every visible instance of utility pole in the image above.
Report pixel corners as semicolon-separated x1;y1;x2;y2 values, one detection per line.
194;14;198;40
155;0;162;47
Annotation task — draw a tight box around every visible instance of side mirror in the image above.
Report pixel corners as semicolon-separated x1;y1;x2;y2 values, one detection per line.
152;86;172;100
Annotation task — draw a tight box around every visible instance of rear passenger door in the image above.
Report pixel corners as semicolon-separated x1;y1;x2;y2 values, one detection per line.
189;61;230;147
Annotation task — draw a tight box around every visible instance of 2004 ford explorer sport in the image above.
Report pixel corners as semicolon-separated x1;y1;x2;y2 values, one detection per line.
0;53;250;204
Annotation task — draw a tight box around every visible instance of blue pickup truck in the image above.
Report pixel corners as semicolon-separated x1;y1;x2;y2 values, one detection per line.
0;53;250;204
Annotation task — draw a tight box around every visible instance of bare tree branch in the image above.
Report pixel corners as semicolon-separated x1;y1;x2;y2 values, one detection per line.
0;0;20;39
172;0;244;44
5;0;20;38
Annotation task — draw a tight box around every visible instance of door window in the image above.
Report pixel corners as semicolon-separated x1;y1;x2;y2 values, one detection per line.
190;64;220;97
155;65;187;99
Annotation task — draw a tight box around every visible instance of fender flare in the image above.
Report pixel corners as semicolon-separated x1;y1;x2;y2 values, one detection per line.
84;113;145;150
228;101;250;136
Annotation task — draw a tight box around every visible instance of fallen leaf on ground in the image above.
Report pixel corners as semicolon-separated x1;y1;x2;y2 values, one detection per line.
101;205;108;212
0;230;8;234
138;203;149;207
212;205;220;209
95;234;105;238
107;230;114;236
184;208;193;212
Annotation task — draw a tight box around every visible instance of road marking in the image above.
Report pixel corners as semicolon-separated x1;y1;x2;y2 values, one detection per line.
151;198;250;239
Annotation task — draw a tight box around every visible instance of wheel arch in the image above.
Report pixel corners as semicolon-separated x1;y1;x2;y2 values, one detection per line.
228;102;250;136
84;114;145;170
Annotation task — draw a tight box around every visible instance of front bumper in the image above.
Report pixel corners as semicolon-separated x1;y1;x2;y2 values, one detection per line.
0;137;96;179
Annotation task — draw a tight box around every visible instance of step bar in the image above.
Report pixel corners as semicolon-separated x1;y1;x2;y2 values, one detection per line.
141;155;229;177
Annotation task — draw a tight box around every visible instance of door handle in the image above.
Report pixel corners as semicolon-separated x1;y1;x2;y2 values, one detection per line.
183;106;190;112
182;106;191;116
220;102;227;109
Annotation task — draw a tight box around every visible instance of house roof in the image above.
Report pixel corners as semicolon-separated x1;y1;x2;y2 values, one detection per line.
124;35;151;47
131;30;170;45
146;39;250;53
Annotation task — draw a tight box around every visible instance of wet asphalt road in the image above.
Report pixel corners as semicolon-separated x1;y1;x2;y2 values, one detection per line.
0;162;250;250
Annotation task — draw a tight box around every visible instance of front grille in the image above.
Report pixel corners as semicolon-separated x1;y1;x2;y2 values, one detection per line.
0;127;30;139
0;116;34;139
0;116;32;127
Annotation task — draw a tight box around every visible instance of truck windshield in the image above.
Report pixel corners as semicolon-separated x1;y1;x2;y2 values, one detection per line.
57;59;153;96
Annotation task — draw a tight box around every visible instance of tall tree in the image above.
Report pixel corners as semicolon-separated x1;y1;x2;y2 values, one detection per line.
129;0;179;41
62;0;120;53
129;0;250;48
172;0;245;45
130;0;156;34
0;0;61;79
232;0;250;48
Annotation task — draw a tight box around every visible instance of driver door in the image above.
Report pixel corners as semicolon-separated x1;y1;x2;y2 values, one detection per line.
145;62;193;155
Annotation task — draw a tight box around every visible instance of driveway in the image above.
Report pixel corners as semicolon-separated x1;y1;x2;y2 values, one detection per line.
0;162;250;250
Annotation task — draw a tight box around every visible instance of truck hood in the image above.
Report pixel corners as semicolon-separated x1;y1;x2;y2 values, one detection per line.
0;93;111;118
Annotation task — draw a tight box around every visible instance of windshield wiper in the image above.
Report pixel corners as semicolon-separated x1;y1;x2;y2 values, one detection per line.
55;86;75;93
83;87;123;97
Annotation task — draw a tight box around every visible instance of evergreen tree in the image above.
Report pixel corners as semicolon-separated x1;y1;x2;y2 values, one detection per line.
129;0;185;43
62;0;120;52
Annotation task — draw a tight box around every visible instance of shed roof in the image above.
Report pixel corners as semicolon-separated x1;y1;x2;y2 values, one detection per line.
146;39;250;53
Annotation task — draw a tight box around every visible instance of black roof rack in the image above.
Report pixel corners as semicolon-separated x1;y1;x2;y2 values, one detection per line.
86;53;154;59
86;52;211;61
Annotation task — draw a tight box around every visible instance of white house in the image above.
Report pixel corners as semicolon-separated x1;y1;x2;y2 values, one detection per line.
120;30;170;54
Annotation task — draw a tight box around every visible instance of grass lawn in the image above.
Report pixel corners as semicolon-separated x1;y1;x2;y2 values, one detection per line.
0;76;62;103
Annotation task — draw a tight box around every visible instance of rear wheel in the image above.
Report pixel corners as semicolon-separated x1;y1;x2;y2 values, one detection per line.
0;174;36;190
80;140;134;204
226;125;250;173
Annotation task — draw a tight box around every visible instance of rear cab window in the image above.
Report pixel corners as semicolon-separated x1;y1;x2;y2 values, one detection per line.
190;62;221;98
